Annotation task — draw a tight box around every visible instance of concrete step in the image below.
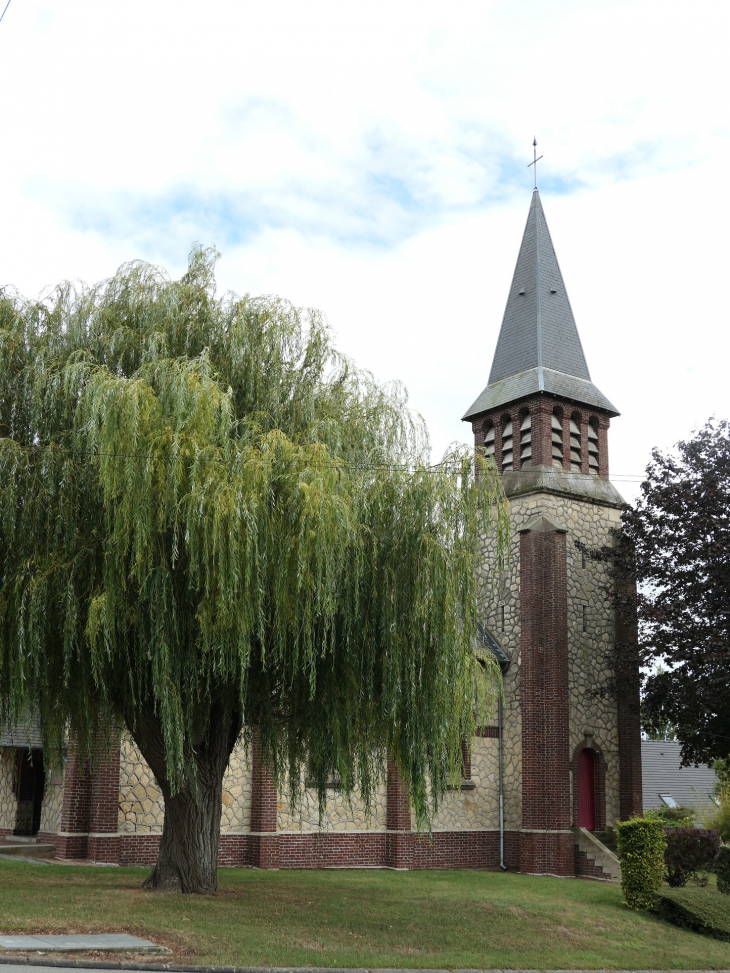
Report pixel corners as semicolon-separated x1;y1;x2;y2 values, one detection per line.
574;826;621;882
0;842;56;858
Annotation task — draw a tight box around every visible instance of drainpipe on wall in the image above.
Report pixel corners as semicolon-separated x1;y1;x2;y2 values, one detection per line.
498;693;506;870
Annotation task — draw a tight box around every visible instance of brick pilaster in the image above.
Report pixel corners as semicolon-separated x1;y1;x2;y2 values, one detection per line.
386;755;412;868
597;416;610;479
614;541;643;820
87;730;121;863
250;729;279;868
519;515;574;876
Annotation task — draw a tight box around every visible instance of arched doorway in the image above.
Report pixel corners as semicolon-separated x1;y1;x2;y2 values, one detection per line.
578;748;595;830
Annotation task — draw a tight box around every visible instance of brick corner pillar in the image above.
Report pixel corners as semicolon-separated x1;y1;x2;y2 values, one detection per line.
386;754;413;869
614;540;643;820
87;730;122;864
58;743;92;859
519;514;575;877
250;729;279;868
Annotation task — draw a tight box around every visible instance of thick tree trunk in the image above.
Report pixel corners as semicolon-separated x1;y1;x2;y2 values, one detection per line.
129;704;242;894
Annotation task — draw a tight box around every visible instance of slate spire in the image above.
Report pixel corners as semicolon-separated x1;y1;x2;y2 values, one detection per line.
463;190;618;420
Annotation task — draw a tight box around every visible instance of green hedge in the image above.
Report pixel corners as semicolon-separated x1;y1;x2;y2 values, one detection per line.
657;887;730;941
616;816;666;909
717;846;730;895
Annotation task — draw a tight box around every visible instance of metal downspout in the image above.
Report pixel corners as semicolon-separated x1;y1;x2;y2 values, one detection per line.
498;693;506;870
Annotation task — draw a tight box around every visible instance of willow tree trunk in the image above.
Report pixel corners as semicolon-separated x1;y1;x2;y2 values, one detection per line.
130;705;242;894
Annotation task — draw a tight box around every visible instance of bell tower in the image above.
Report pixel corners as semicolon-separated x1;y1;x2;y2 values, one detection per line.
464;188;643;877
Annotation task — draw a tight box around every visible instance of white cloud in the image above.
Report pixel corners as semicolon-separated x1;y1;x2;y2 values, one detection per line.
0;0;728;503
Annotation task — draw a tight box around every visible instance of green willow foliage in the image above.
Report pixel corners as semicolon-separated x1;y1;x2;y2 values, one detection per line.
0;247;508;824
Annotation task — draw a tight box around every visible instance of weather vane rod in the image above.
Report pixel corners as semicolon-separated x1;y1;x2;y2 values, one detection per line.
527;138;543;190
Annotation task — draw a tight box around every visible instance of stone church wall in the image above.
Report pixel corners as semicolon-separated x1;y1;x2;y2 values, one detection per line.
277;778;387;833
0;748;18;832
38;764;65;834
480;487;623;835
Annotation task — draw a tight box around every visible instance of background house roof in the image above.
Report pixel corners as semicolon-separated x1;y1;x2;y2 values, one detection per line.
641;739;718;810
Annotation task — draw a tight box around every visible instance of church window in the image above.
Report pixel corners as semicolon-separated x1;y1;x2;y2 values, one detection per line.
569;416;582;472
501;416;513;471
552;410;563;468
519;412;531;465
588;419;599;474
483;421;495;459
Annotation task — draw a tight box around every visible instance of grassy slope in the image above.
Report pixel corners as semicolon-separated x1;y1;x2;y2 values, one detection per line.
1;860;729;969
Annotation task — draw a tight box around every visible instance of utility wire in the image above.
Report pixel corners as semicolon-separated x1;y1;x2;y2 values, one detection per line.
0;1;12;26
0;439;650;480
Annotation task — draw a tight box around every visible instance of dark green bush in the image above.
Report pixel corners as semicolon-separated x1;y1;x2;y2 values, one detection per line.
716;846;730;895
616;816;666;910
664;828;721;887
657;887;730;941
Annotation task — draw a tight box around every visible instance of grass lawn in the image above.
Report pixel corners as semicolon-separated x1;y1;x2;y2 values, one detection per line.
1;859;729;969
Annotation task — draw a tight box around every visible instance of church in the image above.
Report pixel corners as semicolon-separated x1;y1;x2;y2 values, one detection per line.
0;188;643;878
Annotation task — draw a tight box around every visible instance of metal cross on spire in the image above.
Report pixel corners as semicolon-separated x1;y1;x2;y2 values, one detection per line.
527;138;543;190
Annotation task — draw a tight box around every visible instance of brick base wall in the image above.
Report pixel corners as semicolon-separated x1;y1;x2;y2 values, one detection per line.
77;829;524;869
520;831;575;877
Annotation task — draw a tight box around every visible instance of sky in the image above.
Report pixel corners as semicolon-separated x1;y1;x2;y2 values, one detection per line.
1;0;728;503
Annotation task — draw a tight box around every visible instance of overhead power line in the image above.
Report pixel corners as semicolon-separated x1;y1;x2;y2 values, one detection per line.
0;439;650;480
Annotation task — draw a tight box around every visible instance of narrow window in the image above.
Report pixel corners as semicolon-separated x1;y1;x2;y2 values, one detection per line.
551;410;563;468
483;421;495;459
570;416;582;472
582;605;587;633
519;412;531;466
500;605;505;632
588;419;599;475
501;416;513;471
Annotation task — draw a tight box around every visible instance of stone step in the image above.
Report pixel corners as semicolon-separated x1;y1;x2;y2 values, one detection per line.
0;842;56;858
574;826;621;882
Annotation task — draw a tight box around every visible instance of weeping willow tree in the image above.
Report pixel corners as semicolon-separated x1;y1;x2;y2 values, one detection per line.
0;247;508;893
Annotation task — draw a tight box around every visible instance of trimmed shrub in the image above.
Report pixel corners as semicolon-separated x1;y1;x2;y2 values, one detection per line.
664;828;721;887
646;805;695;828
657;887;730;941
616;816;666;910
716;846;730;895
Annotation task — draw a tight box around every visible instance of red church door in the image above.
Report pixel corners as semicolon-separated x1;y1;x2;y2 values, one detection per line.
578;749;595;830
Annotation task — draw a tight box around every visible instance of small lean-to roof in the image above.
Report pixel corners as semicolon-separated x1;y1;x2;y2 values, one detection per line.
641;739;718;810
0;710;42;749
476;621;511;672
463;190;618;421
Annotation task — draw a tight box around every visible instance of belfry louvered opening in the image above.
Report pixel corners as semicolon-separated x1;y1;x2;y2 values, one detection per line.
570;416;582;472
501;415;513;471
588;419;599;474
483;421;495;460
552;411;563;468
520;412;531;466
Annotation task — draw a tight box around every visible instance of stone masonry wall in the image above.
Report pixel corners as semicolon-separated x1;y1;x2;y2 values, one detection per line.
39;762;65;834
481;488;622;832
430;737;501;831
0;748;18;831
118;734;253;835
277;778;387;833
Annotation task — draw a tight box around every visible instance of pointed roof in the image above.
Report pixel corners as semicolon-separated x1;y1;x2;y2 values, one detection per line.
463;190;618;420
